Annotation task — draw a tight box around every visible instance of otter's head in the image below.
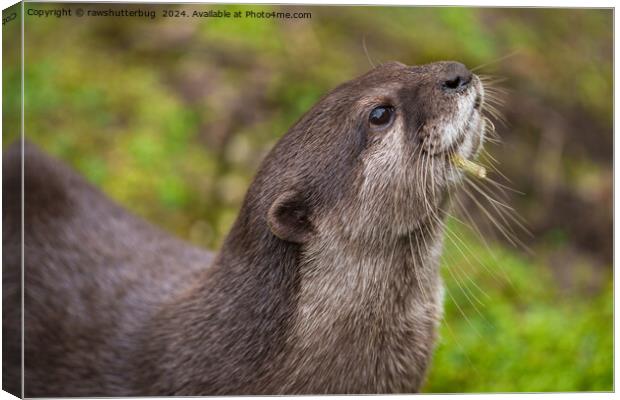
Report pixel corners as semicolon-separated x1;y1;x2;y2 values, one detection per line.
249;61;486;247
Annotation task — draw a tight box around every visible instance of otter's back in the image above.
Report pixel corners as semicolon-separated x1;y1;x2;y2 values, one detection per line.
3;142;214;396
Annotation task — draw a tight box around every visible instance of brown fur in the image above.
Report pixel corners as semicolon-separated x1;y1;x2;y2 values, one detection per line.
3;61;485;395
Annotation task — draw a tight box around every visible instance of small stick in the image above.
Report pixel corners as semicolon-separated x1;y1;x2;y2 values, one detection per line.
452;155;487;179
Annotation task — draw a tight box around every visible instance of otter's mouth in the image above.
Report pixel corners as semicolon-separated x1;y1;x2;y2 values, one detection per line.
425;107;483;161
442;131;468;157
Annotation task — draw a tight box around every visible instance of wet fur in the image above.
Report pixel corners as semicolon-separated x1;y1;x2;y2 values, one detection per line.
3;61;485;395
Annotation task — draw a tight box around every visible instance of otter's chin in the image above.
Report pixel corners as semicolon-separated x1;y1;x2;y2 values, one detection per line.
458;114;486;160
441;115;486;185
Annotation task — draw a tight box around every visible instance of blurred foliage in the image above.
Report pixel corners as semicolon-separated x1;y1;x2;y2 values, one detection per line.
426;220;612;392
4;4;612;392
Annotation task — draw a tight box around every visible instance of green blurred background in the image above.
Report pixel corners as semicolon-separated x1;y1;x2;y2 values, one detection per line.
3;4;612;392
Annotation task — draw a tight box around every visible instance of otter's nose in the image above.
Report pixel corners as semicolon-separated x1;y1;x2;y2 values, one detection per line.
441;62;472;91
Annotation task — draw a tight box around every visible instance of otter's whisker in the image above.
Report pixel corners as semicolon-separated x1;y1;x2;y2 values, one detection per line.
361;35;376;69
401;144;437;308
482;118;501;143
471;51;520;72
465;192;533;258
441;266;490;332
483;176;525;198
416;207;487;334
478;75;507;84
420;153;433;220
408;233;431;305
465;176;531;233
444;277;484;339
479;149;507;178
483;135;501;145
438;223;492;302
461;184;533;255
439;312;482;377
449;193;513;287
442;253;488;319
460;185;519;246
430;155;439;209
429;208;492;299
483;107;507;127
465;177;517;212
398;146;432;306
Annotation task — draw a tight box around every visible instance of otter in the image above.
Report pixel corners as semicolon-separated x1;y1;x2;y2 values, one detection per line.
3;61;487;396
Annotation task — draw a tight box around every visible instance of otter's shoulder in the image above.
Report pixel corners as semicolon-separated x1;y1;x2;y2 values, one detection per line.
4;140;80;222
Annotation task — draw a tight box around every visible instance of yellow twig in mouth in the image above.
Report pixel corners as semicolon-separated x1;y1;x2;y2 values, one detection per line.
452;155;487;179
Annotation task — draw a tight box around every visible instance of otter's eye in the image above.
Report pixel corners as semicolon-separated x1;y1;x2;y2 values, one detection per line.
369;106;394;126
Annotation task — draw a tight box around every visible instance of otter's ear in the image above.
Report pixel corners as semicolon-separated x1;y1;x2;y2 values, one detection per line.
268;190;313;244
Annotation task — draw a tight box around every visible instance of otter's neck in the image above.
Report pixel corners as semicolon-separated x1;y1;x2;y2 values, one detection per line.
279;221;446;394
